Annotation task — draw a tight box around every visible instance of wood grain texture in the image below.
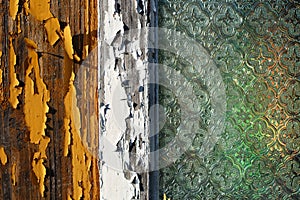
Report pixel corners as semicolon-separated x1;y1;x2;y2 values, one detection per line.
0;0;99;199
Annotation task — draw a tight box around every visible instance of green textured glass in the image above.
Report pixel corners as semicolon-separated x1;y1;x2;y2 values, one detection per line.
159;0;300;199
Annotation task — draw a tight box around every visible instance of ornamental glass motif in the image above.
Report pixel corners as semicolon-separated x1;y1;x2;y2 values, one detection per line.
158;1;300;199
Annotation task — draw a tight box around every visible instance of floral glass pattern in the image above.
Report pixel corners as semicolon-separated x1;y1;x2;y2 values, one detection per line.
159;0;300;199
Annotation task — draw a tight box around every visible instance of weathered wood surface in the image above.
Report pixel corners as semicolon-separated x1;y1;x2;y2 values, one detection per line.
0;0;100;199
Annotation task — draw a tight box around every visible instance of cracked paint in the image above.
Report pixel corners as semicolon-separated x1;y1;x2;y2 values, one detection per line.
0;147;7;165
100;0;149;198
9;36;22;109
23;38;50;197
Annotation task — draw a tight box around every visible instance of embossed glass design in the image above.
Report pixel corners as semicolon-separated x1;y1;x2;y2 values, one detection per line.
159;0;300;199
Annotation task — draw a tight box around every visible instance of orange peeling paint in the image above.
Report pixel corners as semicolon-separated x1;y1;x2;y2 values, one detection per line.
24;38;50;197
32;136;50;196
63;72;80;157
9;37;22;109
24;1;79;61
0;69;2;86
74;54;81;62
64;71;92;199
11;163;17;185
28;0;53;21
0;147;7;165
83;45;89;60
24;38;49;144
44;17;61;46
9;0;19;20
0;51;2;102
63;25;75;60
24;38;38;49
25;0;64;50
0;69;2;102
0;51;2;85
17;15;22;34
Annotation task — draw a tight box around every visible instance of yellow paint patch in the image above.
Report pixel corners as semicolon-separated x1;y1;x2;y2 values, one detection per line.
11;163;17;185
0;69;2;86
63;25;75;60
28;0;53;21
64;70;92;199
9;0;19;20
0;147;7;165
25;0;79;61
32;137;50;195
24;38;50;197
0;69;2;102
24;38;49;144
83;45;89;60
17;15;22;34
24;37;38;49
23;0;29;15
9;37;22;109
74;54;81;62
44;17;61;46
0;51;2;102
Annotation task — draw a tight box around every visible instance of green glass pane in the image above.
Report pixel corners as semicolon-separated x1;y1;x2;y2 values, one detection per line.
159;0;300;199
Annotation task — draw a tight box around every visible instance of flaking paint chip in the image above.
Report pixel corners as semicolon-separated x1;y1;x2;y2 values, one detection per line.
8;37;22;109
9;0;19;20
0;147;7;165
24;38;38;49
28;0;53;21
44;18;61;46
63;25;75;59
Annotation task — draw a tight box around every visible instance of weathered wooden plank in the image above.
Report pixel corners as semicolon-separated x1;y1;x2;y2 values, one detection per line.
0;0;100;199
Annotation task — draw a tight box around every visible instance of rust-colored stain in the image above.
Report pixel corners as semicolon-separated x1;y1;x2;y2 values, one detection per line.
23;38;50;197
9;36;22;109
64;70;93;199
0;147;7;165
9;0;19;20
